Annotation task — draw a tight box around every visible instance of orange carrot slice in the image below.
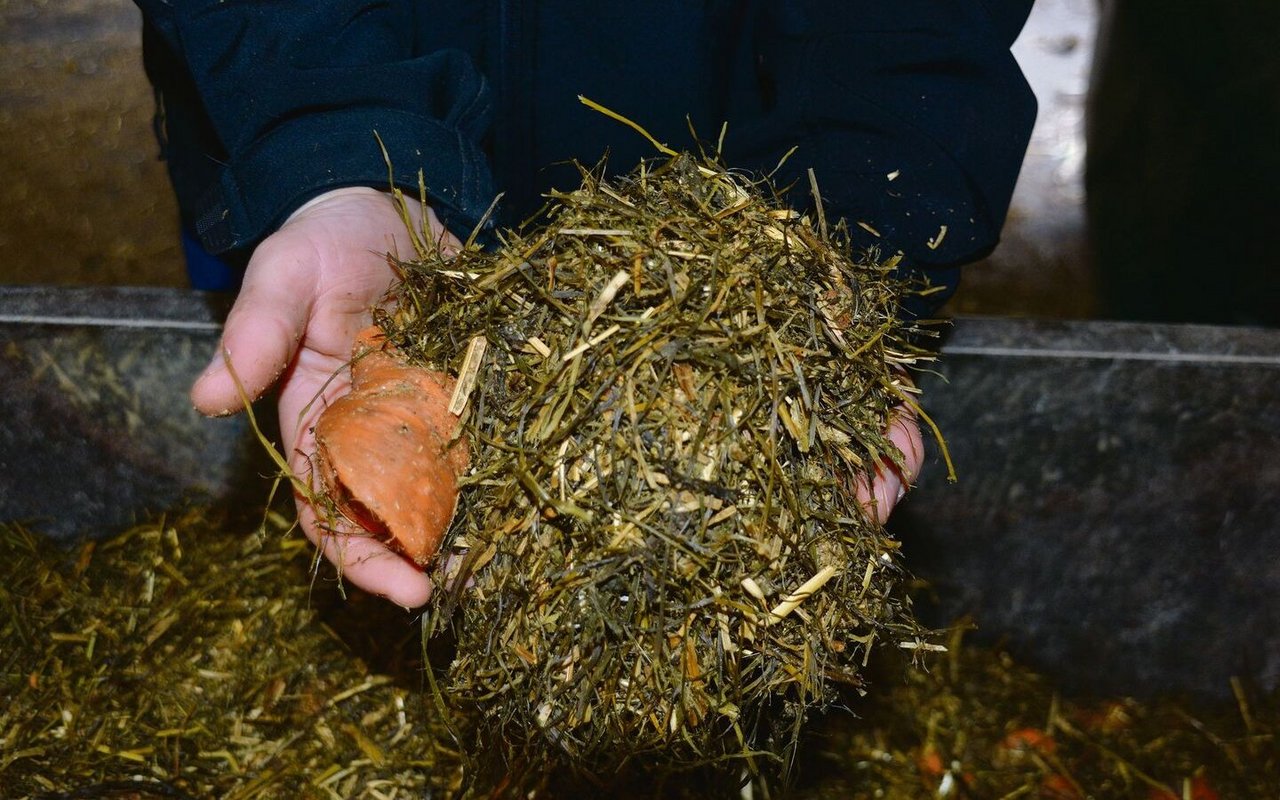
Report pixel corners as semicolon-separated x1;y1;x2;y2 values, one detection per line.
313;326;468;564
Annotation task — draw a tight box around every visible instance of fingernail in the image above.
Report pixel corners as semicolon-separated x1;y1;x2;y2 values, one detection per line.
895;484;907;504
197;348;226;382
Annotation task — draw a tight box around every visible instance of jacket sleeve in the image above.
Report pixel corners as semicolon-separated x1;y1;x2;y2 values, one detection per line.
732;0;1037;312
134;0;495;253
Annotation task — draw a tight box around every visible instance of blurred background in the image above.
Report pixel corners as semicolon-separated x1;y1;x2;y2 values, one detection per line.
1;0;1277;325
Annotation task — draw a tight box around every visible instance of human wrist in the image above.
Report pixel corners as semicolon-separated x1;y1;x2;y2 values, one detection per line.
282;186;421;225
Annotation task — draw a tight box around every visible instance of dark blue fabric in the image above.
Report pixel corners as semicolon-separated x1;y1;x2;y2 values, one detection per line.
137;1;1036;311
138;0;495;252
181;228;244;291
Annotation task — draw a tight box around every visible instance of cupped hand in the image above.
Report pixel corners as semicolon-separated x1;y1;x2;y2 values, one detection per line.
190;187;460;608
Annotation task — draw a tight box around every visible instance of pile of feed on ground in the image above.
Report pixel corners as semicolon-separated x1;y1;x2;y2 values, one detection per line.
0;511;464;799
354;151;942;779
2;512;1275;798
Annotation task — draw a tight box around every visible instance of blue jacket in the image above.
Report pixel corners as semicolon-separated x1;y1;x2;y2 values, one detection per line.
137;1;1036;305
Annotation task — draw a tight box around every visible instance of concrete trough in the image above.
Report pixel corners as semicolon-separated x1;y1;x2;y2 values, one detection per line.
2;285;1276;700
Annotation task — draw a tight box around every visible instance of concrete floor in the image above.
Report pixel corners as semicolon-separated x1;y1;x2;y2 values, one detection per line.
0;1;1101;317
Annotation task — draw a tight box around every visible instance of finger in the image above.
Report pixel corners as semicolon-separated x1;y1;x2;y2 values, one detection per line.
190;235;315;416
855;403;924;524
886;404;925;485
298;501;435;608
855;463;902;526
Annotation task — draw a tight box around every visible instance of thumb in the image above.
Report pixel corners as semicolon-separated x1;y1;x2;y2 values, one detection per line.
191;237;312;416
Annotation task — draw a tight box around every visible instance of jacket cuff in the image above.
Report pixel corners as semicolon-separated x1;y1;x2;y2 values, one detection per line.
194;109;495;253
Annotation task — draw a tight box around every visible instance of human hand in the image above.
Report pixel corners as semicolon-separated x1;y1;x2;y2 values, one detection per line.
190;187;460;608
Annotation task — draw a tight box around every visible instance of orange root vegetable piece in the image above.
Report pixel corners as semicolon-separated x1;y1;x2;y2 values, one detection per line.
1148;777;1219;800
998;727;1057;756
313;326;468;565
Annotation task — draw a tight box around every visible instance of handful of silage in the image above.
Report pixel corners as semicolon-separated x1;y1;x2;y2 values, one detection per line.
365;154;938;774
